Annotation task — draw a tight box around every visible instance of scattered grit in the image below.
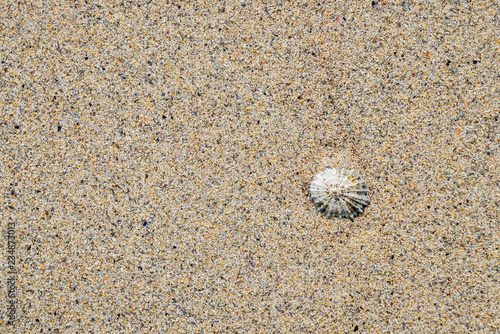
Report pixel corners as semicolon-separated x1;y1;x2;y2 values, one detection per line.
1;1;499;332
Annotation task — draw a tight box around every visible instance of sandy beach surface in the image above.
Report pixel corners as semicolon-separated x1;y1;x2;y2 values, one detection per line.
1;1;499;332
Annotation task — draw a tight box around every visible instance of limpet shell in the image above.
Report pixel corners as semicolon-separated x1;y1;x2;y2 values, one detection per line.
310;167;370;218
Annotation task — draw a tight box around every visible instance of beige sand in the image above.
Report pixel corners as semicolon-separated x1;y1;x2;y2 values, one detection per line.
1;0;499;332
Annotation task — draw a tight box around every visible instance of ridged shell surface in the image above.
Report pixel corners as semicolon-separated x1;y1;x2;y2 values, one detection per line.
310;168;370;218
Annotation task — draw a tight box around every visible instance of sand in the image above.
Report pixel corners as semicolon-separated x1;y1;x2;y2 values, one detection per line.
1;0;499;332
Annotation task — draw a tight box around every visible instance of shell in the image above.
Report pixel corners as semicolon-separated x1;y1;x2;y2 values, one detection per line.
310;167;370;218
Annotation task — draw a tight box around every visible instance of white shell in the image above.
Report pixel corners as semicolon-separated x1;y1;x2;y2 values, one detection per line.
310;167;370;218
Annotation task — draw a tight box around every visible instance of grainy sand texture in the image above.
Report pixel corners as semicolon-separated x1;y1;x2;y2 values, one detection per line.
1;0;499;332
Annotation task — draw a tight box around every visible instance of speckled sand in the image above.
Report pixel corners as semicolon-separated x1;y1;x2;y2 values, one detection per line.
1;1;499;333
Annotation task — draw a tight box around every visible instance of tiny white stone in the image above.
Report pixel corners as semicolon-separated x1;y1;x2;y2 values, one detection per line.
310;167;370;218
